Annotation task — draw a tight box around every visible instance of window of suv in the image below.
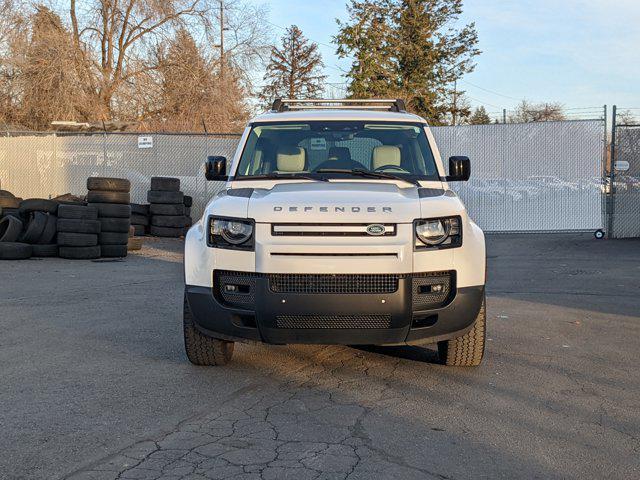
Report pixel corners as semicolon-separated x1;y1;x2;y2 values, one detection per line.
234;121;439;181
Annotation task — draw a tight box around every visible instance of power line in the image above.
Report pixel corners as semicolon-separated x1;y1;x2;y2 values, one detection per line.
459;79;520;101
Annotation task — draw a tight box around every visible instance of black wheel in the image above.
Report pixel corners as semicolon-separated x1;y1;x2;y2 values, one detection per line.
57;232;98;247
57;219;101;234
59;245;101;259
183;292;234;365
131;214;149;226
0;242;32;260
58;204;98;220
151;215;185;228
32;244;58;257
87;177;131;192
0;215;23;242
147;190;183;204
130;203;149;216
18;198;58;215
149;203;185;216
151;177;180;192
98;231;129;245
594;229;605;239
36;214;57;244
19;212;48;244
87;190;130;204
438;295;486;367
99;217;131;233
149;225;183;237
100;244;128;257
88;202;131;218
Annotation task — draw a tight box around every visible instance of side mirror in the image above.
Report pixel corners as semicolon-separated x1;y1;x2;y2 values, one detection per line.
205;156;227;181
446;156;470;182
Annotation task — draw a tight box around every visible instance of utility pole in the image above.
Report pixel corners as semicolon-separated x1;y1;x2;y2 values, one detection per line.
452;80;457;126
502;108;506;124
219;0;225;79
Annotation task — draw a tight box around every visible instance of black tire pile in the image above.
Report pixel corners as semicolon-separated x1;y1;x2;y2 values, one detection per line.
148;177;187;238
87;177;131;258
130;203;150;236
0;196;58;260
57;204;101;260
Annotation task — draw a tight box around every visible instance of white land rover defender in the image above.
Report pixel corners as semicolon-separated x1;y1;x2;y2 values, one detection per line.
184;99;486;366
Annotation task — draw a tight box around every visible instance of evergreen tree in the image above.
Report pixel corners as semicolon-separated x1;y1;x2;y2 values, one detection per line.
335;0;480;125
468;106;491;125
260;25;326;104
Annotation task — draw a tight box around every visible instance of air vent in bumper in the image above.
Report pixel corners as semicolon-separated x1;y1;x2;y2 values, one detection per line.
276;314;392;329
269;273;399;294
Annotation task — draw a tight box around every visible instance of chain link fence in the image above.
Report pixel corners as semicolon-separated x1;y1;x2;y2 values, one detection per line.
0;132;240;219
0;119;606;232
608;107;640;238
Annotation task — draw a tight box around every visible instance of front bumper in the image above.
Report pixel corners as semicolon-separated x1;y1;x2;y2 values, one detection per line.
185;271;484;346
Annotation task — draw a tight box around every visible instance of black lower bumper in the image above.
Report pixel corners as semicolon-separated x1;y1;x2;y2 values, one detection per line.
185;273;484;346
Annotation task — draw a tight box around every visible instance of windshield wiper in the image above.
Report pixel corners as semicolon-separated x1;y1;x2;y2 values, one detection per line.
237;173;328;182
315;168;420;186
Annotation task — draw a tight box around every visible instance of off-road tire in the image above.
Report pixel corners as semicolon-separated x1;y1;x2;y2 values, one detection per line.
149;203;184;216
19;198;58;215
150;225;183;237
0;242;32;260
131;214;149;226
1;207;21;220
438;295;486;367
89;203;131;218
183;293;234;365
99;231;129;245
57;232;98;247
87;190;130;204
87;177;131;192
32;244;58;257
151;177;180;192
57;219;101;234
151;215;185;228
58;204;98;220
0;215;23;242
19;212;48;244
36;214;57;244
100;244;128;257
59;245;101;260
99;217;131;233
130;203;149;216
147;190;183;204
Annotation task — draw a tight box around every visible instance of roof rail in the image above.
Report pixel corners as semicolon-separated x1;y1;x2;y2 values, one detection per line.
271;98;407;113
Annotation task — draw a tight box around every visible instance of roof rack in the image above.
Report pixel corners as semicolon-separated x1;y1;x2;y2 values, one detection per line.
271;98;407;113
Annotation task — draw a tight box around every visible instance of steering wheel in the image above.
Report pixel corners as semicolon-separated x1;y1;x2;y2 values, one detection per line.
374;164;408;173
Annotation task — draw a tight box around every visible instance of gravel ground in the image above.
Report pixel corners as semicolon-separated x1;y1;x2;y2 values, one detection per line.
0;234;638;480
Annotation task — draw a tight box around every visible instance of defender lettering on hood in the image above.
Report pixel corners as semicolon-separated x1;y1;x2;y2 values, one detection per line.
273;206;393;213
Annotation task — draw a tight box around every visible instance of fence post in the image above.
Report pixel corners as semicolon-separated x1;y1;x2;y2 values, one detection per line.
607;105;617;238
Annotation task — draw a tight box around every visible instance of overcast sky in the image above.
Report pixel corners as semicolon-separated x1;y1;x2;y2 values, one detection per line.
258;0;640;118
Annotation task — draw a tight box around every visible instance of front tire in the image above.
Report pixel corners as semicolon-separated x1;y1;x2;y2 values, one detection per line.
183;292;234;365
437;295;486;366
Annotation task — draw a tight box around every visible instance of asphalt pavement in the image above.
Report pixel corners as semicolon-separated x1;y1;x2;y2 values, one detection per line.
0;234;638;480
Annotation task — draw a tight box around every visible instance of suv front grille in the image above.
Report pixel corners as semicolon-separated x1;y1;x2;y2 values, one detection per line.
276;314;391;329
269;273;399;294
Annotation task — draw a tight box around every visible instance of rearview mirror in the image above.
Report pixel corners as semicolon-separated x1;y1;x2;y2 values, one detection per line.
205;156;227;181
446;156;470;182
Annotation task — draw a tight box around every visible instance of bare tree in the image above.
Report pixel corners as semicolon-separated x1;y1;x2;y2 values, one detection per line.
0;0;27;126
509;100;566;123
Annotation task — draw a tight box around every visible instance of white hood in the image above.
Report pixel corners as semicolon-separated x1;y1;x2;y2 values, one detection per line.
247;182;421;223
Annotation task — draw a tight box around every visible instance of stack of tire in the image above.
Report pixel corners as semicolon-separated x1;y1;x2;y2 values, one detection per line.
130;203;150;236
87;177;131;258
0;196;58;260
57;204;101;260
148;177;185;238
183;196;193;236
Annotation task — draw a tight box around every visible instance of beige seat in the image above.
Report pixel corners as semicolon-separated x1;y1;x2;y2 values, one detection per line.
276;146;306;172
372;145;401;170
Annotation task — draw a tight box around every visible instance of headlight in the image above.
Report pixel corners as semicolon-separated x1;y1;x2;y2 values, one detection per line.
415;216;461;249
209;217;254;250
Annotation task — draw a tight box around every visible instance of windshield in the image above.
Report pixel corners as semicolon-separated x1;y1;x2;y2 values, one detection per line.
234;121;440;181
